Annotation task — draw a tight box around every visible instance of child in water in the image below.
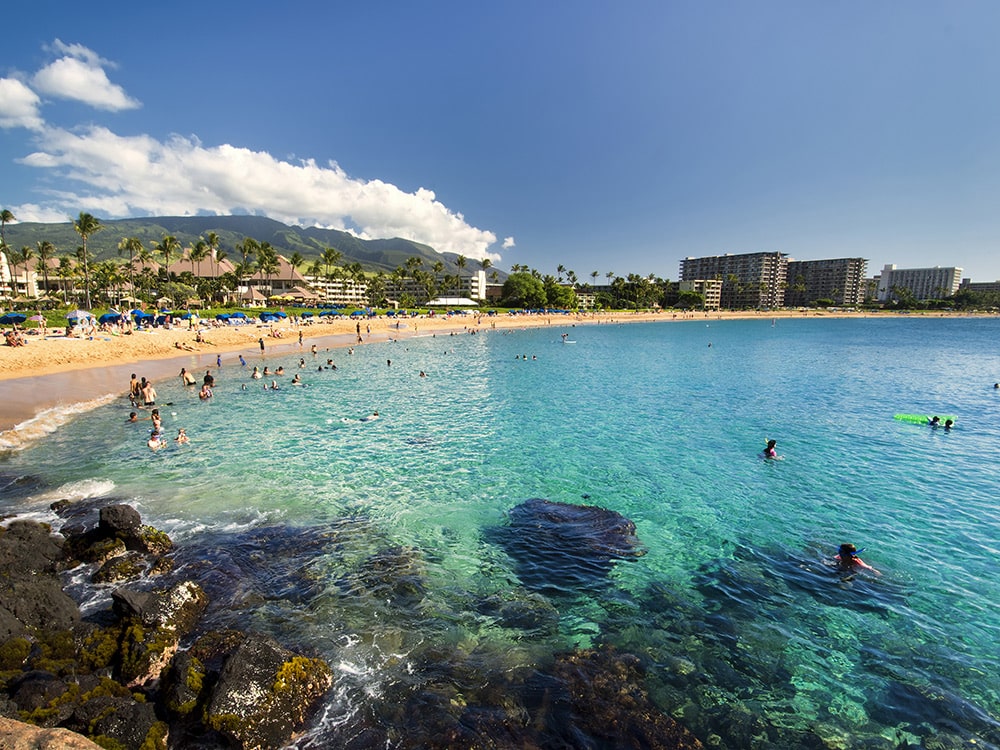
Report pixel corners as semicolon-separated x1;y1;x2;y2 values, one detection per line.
834;543;880;576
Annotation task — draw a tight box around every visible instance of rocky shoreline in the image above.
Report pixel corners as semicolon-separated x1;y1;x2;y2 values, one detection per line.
0;496;711;749
0;504;332;750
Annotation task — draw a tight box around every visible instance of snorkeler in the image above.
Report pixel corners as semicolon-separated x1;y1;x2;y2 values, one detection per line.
834;543;881;576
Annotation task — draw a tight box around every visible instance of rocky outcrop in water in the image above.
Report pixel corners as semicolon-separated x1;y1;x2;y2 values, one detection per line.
0;507;333;750
486;498;646;594
205;634;333;750
0;521;80;640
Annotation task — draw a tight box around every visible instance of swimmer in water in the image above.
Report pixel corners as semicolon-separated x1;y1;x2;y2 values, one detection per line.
834;543;880;576
763;439;779;459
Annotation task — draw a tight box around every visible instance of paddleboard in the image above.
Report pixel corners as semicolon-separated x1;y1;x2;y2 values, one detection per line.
893;413;956;425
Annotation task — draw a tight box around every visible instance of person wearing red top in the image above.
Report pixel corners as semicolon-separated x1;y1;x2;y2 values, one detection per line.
835;543;881;576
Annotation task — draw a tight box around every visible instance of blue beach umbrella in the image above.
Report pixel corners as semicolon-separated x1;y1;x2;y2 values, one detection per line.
98;312;123;324
0;312;27;325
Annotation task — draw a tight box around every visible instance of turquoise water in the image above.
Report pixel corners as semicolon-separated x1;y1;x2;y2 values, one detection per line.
2;317;999;747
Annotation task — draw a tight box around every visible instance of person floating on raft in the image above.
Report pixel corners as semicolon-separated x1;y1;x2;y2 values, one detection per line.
834;543;881;577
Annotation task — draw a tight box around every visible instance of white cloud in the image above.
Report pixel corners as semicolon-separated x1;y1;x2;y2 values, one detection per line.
0;78;44;130
18;126;499;258
31;40;140;112
502;236;515;249
6;203;71;223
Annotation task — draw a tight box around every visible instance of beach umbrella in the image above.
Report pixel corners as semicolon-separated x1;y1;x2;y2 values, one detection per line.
300;311;314;318
230;311;247;319
28;314;46;323
98;312;123;324
0;313;27;325
66;309;94;320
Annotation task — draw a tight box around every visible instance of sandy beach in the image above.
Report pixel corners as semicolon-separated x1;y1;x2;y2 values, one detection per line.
0;308;975;435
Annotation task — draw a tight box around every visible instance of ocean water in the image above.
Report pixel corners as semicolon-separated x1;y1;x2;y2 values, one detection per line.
1;316;999;748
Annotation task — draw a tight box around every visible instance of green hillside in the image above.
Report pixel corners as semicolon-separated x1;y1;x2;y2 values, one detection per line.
2;215;494;277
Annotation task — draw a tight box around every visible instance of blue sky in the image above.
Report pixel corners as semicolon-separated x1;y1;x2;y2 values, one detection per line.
3;1;1000;281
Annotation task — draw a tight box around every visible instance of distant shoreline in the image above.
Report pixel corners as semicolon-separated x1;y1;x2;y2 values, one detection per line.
0;309;991;435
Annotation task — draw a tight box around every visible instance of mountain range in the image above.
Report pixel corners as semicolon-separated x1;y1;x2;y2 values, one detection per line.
1;215;499;278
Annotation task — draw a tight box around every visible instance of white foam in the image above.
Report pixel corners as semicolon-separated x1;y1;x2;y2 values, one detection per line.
0;393;119;452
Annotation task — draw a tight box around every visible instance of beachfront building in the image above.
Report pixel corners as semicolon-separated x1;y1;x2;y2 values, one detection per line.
784;257;868;307
305;274;370;306
678;279;722;310
0;249;41;300
959;278;1000;294
679;251;787;309
875;264;963;302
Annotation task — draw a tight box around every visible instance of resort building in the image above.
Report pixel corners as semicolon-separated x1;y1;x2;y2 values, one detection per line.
678;279;723;310
959;278;1000;294
784;257;868;307
679;251;787;309
875;264;963;302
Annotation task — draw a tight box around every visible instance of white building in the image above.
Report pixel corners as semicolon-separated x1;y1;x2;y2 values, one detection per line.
876;265;963;302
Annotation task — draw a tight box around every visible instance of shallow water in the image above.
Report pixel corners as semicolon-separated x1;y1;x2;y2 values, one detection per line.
2;317;999;748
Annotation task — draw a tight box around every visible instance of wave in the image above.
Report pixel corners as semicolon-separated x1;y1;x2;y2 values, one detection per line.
0;393;120;452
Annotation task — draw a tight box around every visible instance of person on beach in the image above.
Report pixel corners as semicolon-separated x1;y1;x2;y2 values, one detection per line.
150;408;162;432
291;373;302;385
126;412;138;423
944;419;954;430
203;370;215;387
929;416;941;427
834;543;880;576
763;439;779;459
180;367;196;386
199;383;213;400
239;355;247;367
251;366;262;379
175;428;190;444
259;337;265;353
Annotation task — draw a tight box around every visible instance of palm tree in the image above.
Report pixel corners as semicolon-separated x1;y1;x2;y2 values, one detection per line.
288;251;304;286
153;234;181;278
36;240;55;299
56;256;74;303
74;212;103;309
117;236;143;301
1;209;16;298
13;246;34;299
190;240;209;275
257;242;280;297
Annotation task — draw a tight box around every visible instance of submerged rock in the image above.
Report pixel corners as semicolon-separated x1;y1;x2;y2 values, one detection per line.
487;498;645;594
